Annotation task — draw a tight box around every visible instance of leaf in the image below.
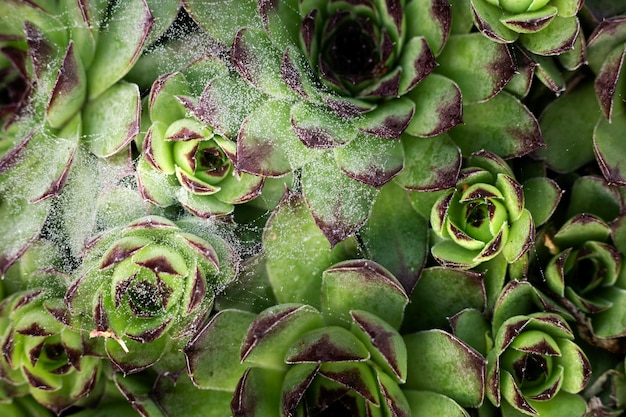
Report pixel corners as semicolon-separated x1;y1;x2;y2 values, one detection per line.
404;267;485;333
534;82;601;173
46;42;87;129
87;0;154;99
149;72;190;125
470;0;519;43
334;133;404;188
404;390;471;417
522;177;562;226
396;133;461;191
237;100;319;176
404;0;452;55
82;81;140;158
449;92;543;158
263;191;356;306
519;16;580;56
321;260;408;329
404;74;463;138
184;309;256;390
404;329;486;408
565;176;621;222
594;110;626;186
436;33;516;103
301;155;379;246
360;181;428;294
183;0;261;45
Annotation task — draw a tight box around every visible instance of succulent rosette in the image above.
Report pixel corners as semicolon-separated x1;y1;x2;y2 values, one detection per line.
64;215;237;374
540;213;626;340
137;69;264;218
0;276;107;414
429;150;534;269
452;280;591;416
185;259;412;417
470;0;583;54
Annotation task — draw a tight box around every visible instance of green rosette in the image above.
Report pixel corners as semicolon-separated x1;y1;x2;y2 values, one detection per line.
430;150;534;269
65;215;237;374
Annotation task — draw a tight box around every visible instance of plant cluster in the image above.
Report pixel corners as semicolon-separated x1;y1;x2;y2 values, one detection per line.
2;0;626;416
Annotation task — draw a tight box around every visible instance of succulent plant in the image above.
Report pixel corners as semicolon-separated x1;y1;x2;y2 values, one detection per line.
64;215;237;374
184;258;411;416
137;69;265;218
429;150;534;270
0;271;107;414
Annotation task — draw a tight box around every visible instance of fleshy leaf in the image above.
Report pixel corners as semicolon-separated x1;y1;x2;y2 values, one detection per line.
241;304;324;369
87;0;154;99
321;260;408;329
334;133;404;188
285;327;371;363
518;16;580;56
263;191;356;307
565;176;621;222
404;329;486;407
183;0;261;45
534;82;600;173
231;367;283;417
594;111;626;186
404;0;452;55
184;309;256;391
470;0;519;43
82;81;140;158
449;92;543;158
436;33;516;103
503;209;534;263
237;99;319;176
404;74;463;138
359;181;428;294
522;177;562;226
404;267;485;333
301;155;379;246
352;98;415;139
46;42;86;129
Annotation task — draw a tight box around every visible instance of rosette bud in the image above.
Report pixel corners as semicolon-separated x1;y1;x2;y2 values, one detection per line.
137;71;264;218
65;216;237;374
0;285;106;414
482;281;591;416
430;150;534;269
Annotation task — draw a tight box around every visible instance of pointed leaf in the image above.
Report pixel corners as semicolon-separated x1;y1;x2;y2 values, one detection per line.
449;92;543;158
290;100;356;148
353;98;415;139
405;267;485;333
470;0;519;43
286;327;370;363
183;0;261;45
404;329;486;407
404;390;470;417
351;310;407;383
437;33;516;103
404;74;463;137
523;177;562;227
301;155;379;246
149;71;190;125
82;81;140;158
319;362;379;404
535;82;601;173
334;133;404;188
405;0;452;55
263;191;356;306
519;16;580;56
46;42;86;129
232;367;283;417
594;108;626;186
321;260;408;329
359;181;428;294
238;99;319;176
87;0;154;99
184;309;256;390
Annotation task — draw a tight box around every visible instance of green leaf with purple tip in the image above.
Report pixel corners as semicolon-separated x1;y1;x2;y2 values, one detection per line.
523;177;562;226
321;260;408;329
594;111;626;186
404;74;463;138
519;16;580;56
82;81;140;158
87;0;154;99
404;329;486;407
404;390;471;417
301;155;379;246
263;191;356;306
449;92;543;158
